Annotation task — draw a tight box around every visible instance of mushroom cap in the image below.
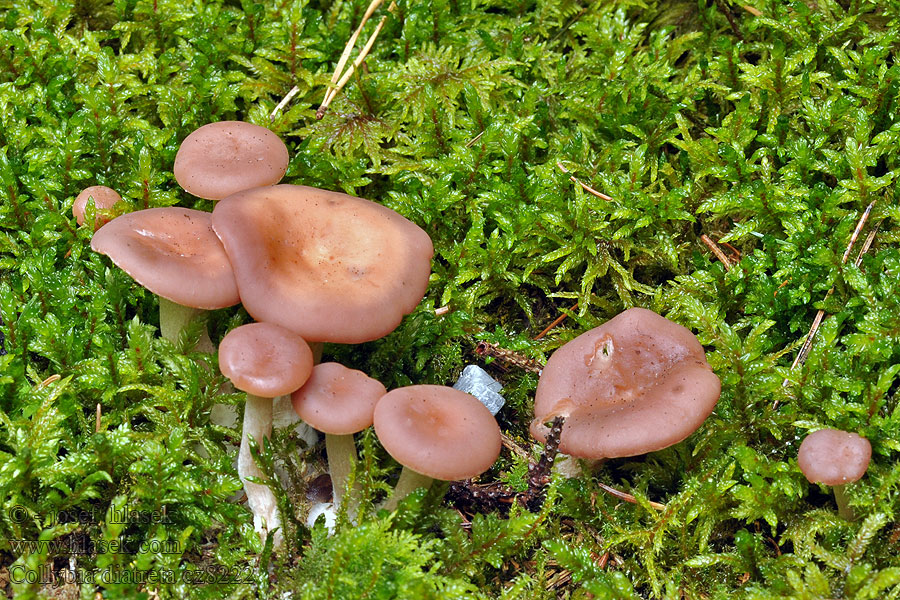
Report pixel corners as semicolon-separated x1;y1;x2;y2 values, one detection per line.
219;322;314;397
91;207;240;309
291;362;386;435
530;307;721;459
373;385;501;481
73;185;122;227
173;121;289;200
798;429;871;485
211;184;433;343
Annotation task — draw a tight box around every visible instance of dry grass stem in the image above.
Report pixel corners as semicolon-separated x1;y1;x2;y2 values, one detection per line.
776;201;877;406
741;4;763;16
556;162;614;201
269;85;300;121
329;0;385;90
317;1;397;119
596;481;666;511
855;227;879;266
38;373;61;388
465;130;485;148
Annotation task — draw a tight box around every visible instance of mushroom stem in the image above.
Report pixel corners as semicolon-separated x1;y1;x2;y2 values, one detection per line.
238;394;282;546
158;297;214;352
833;484;856;520
325;433;357;508
382;468;433;511
309;341;324;364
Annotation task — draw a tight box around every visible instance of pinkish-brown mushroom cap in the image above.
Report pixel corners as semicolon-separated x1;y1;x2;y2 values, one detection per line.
211;184;433;343
291;362;386;435
174;121;289;200
73;185;123;228
530;307;721;459
373;385;501;481
798;429;871;485
91;207;240;309
219;322;314;397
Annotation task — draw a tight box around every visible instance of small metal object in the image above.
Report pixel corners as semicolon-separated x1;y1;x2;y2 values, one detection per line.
453;365;505;416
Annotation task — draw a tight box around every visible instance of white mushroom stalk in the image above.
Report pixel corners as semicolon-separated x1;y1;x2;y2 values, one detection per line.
158;297;215;352
219;322;314;548
381;468;434;512
324;434;357;506
238;394;280;544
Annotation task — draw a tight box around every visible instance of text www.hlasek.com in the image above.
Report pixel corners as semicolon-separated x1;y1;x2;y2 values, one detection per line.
8;537;181;555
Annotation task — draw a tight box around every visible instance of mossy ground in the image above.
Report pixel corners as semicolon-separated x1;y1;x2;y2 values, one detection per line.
1;0;900;598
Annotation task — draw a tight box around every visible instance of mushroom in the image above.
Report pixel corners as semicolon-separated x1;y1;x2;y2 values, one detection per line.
530;307;721;464
373;385;501;510
173;121;289;201
73;185;122;229
291;362;386;510
210;184;433;344
797;428;871;520
90;207;240;349
218;322;314;545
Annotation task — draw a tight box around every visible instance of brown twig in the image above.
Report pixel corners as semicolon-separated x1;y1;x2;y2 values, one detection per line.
474;341;544;374
713;0;744;40
700;234;732;271
720;240;741;261
556;162;614;201
776;202;877;406
534;303;578;340
95;403;102;433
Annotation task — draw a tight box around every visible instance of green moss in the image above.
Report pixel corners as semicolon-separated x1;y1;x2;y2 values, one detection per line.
2;0;900;597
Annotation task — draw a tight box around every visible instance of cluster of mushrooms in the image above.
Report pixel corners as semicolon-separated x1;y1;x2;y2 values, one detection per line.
75;119;871;551
80;121;502;546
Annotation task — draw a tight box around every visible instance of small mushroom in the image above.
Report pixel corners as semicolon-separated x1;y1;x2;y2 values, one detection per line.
531;307;721;462
219;322;314;546
291;362;386;510
211;184;433;343
798;428;871;520
373;385;501;510
173;121;290;200
90;207;240;348
73;185;122;229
